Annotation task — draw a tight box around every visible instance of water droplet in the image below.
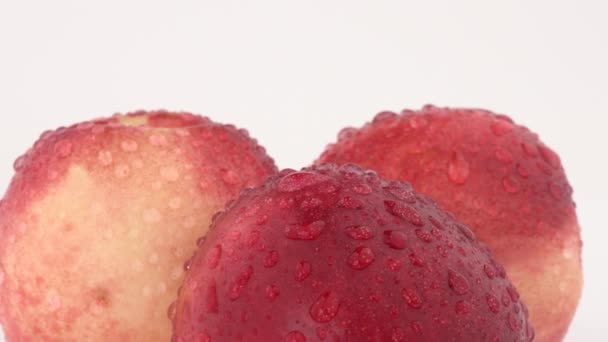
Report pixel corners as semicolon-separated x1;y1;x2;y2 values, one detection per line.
508;313;522;331
228;265;254;300
54;140;73;158
345;225;374;240
483;264;497;279
352;183;372;194
456;224;476;241
516;164;530;178
316;327;328;340
486;293;500;313
521;142;538;157
384;201;424;226
409;252;425;267
310;290;340;322
206;280;219;313
384;184;416;204
167;302;177;320
447;152;470;185
143;208;161;223
278;172;332;192
13;155;25;171
161;166;180;182
347;246;375;270
264;250;280;268
207;245;222;269
295;261;312;281
114;164;130;178
383;230;407;250
490;119;514;136
121;140;138;152
337;196;363;209
448;270;469;295
338;127;357;140
507;286;520;302
285;221;325;240
221;169;240;185
391;327;405;341
538;144;560;169
502;293;511;307
373;111;398;123
455;300;471;315
494;149;513;164
502;175;520;193
98;150;113;165
266;284;280;301
411;321;423;334
429;216;444;229
415;229;433;243
402;288;422;309
409;116;428;129
549;182;563;199
284;330;307;342
386;257;402;271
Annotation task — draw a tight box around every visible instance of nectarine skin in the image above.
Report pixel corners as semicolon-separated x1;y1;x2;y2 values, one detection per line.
171;164;533;341
0;111;276;341
318;106;582;341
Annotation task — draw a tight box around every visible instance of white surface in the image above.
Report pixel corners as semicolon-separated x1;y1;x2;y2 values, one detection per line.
0;1;606;340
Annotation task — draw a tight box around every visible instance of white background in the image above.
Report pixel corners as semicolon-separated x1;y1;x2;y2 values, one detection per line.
0;1;606;340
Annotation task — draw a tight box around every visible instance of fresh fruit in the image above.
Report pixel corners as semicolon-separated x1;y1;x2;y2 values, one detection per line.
0;111;276;341
171;164;534;341
318;105;582;341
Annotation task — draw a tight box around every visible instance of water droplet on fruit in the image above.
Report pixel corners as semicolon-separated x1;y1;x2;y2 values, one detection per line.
13;155;25;171
353;183;372;194
384;201;424;226
502;293;511;307
284;330;306;342
114;164;130;178
295;261;312;281
278;172;332;192
98;150;113;165
285;221;325;240
373;111;398;123
402;288;422;309
206;280;219;313
383;230;407;249
384;183;416;203
386;257;402;271
508;313;522;331
345;225;374;240
221;169;240;185
447;152;470;185
337;196;363;209
549;182;563;199
310;290;340;322
228;265;254;300
167;302;177;320
483;264;497;279
266;284;280;301
507;286;520;302
347;246;375;270
409;252;425;267
490;119;514;136
517;164;530;178
486;293;500;313
448;270;469;295
494;149;513;164
538;144;560;169
161;166;180;182
207;245;222;269
264;250;280;268
54;140;73;158
502;175;520;193
456;224;476;241
415;229;433;243
455;300;471;315
121;140;138;152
